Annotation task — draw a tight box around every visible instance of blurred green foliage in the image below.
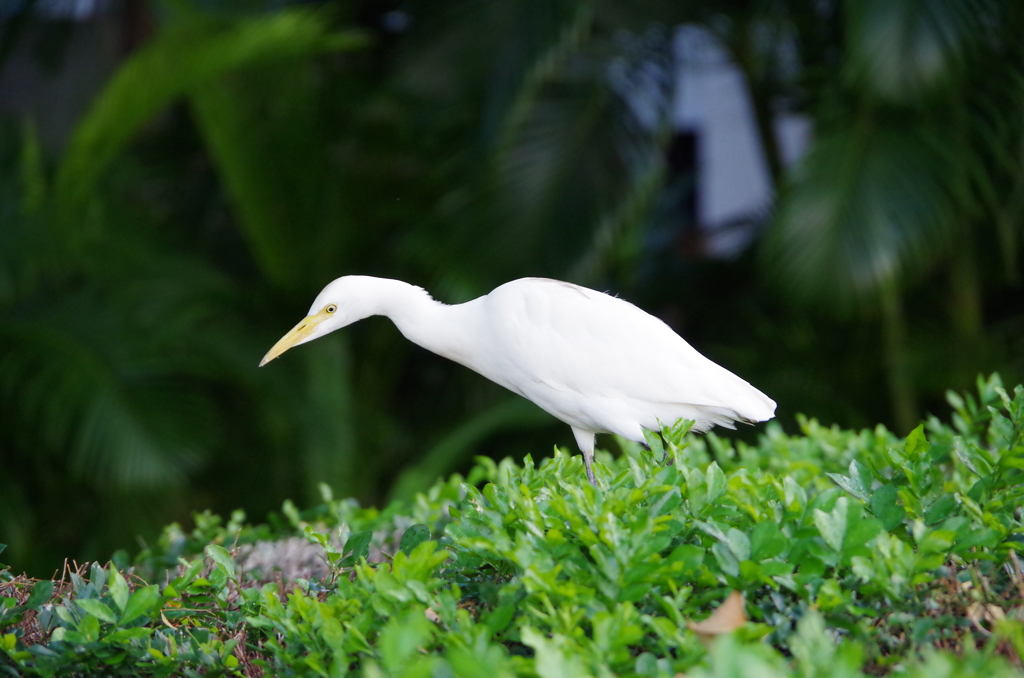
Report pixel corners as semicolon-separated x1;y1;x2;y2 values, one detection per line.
3;376;1024;676
0;0;1023;577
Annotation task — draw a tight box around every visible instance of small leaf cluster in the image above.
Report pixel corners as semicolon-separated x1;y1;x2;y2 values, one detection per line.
1;559;234;677
2;375;1024;677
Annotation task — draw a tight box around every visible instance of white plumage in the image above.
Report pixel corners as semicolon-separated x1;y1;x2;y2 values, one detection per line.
261;276;776;485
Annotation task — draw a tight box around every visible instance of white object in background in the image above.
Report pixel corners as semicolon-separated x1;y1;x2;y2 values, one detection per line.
674;25;810;257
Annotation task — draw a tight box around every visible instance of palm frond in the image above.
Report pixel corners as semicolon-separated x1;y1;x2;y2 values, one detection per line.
54;8;366;226
0;125;62;307
0;240;243;490
763;120;959;309
0;320;206;488
845;0;992;102
395;3;672;291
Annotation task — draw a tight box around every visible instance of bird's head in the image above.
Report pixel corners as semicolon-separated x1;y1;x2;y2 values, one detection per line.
259;277;368;366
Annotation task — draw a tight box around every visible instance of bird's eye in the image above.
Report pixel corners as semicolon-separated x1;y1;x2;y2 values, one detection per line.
325;304;337;314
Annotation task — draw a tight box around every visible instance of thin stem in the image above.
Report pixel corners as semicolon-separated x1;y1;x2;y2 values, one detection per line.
948;231;983;340
879;283;918;433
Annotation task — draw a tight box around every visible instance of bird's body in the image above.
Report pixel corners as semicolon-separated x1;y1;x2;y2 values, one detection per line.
261;276;776;485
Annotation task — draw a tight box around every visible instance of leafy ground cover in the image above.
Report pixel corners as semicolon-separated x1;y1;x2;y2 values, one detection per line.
3;374;1024;677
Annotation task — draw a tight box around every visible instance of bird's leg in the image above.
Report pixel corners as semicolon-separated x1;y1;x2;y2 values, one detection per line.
572;428;599;487
583;450;597;487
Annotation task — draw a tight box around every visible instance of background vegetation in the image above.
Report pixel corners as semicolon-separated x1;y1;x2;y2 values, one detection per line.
1;0;1023;577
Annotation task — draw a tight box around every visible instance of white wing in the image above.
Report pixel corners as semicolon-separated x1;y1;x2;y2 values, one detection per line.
473;279;775;429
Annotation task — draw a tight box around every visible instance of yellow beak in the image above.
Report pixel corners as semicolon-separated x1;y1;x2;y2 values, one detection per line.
259;310;330;366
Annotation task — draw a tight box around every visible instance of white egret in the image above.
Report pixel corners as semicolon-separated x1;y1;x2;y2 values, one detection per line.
260;276;776;485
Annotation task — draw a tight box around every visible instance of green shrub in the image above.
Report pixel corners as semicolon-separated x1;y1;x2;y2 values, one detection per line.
3;374;1024;677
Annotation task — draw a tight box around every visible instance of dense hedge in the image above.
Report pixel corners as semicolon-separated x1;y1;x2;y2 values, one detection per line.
3;374;1024;677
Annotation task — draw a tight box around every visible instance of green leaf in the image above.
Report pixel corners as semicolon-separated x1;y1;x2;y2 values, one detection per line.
108;568;130;612
687;468;708;512
845;518;883;551
340;529;373;568
79;614;100;642
924;494;957;525
176;556;205;589
953;528;999;553
827;472;868;503
724;528;751;562
814;497;849;552
750;521;787;561
120;585;162;625
77;599;117;624
705;462;727;505
485;602;517;633
918;529;956;556
205;544;236;580
666;545;705;573
378;607;434;675
399;524;431;556
870;484;907;531
635;652;659;677
711;541;740;578
24;580;53;609
955;440;991;477
783;475;808;510
209;566;228;590
105;627;153;643
642;428;665;460
521;627;591;678
905;425;930;460
827;460;872;502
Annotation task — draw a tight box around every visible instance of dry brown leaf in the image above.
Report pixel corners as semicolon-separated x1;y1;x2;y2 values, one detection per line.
967;601;1005;634
161;610;178;629
688;590;747;646
424;607;441;623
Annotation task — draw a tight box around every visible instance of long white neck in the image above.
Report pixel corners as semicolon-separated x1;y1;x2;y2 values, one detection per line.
354;277;474;362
